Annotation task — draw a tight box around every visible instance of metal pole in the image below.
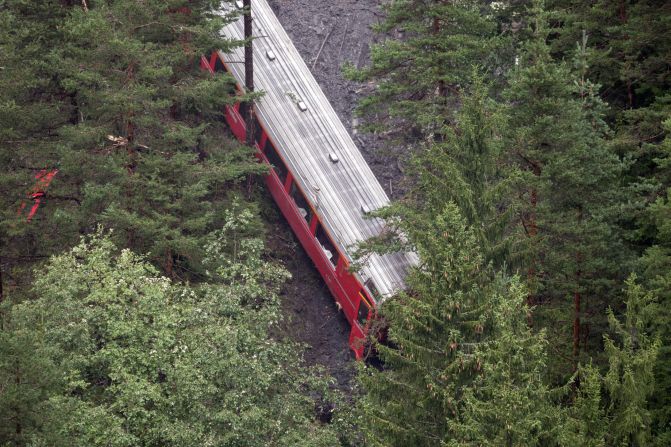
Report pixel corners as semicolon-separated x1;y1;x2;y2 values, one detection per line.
243;0;255;147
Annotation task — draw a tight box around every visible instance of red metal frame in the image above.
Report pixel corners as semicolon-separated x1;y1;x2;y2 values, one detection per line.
18;169;59;222
201;52;375;358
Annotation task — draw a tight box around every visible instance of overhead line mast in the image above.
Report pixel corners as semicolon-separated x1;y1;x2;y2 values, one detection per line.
204;0;418;357
243;0;255;147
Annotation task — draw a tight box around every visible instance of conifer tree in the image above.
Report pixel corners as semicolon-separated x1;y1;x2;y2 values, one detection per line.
346;0;512;142
640;118;671;444
401;76;515;264
560;364;608;447
547;0;670;122
503;1;625;378
0;0;261;294
0;0;76;296
356;203;555;446
445;276;558;446
545;0;670;295
347;0;520;265
557;276;660;447
601;276;660;447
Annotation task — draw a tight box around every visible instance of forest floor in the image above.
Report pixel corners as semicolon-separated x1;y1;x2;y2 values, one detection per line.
262;0;399;390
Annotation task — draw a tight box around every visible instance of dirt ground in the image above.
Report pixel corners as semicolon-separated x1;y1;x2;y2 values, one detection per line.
262;0;396;389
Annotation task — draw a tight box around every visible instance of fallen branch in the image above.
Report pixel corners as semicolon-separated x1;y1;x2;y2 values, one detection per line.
311;27;335;71
337;18;351;61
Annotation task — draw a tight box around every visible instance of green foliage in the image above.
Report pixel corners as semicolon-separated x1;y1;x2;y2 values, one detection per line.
602;276;660;446
345;0;513;139
0;302;61;445
404;74;517;265
351;0;669;444
445;277;557;447
502;1;627;379
0;223;339;446
0;0;262;291
639;115;671;444
357;203;555;446
2;0;670;445
544;0;671;269
547;0;670;118
560;364;608;447
560;276;662;447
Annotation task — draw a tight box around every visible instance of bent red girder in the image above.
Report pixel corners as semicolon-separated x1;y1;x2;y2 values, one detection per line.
18;169;59;222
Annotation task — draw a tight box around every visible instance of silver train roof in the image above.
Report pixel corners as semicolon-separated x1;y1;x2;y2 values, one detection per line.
219;0;417;301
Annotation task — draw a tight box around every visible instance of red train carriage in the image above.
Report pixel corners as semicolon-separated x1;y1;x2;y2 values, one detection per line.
203;0;417;358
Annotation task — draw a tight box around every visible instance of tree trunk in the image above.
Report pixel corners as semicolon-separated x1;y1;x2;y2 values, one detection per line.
573;272;581;371
15;368;22;439
573;207;583;371
432;16;447;99
244;0;256;197
125;63;137;175
526;163;541;318
165;248;174;279
618;1;634;109
0;254;4;303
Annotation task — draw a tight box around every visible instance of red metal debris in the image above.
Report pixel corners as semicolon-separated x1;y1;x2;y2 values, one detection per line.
18;169;59;222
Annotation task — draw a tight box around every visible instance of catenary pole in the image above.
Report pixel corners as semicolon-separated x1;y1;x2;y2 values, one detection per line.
244;0;255;147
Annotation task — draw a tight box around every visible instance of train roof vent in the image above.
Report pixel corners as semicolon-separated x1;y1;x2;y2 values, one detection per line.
328;152;339;163
297;100;308;112
361;204;372;215
266;50;276;61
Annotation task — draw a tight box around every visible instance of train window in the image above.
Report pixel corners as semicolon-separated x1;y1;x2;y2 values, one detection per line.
213;55;226;73
315;223;338;268
357;292;371;327
364;278;382;302
290;183;312;223
263;137;274;155
264;142;288;182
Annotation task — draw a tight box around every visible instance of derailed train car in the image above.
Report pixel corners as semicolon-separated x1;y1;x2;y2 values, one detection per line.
201;0;417;358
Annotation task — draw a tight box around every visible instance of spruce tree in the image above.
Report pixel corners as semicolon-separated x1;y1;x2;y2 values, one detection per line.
503;1;626;379
0;0;261;295
602;276;660;446
546;0;670;120
0;0;76;296
356;203;555;446
445;276;557;446
638;120;671;442
347;0;520;266
557;276;660;447
401;75;515;265
560;364;608;447
345;0;511;143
